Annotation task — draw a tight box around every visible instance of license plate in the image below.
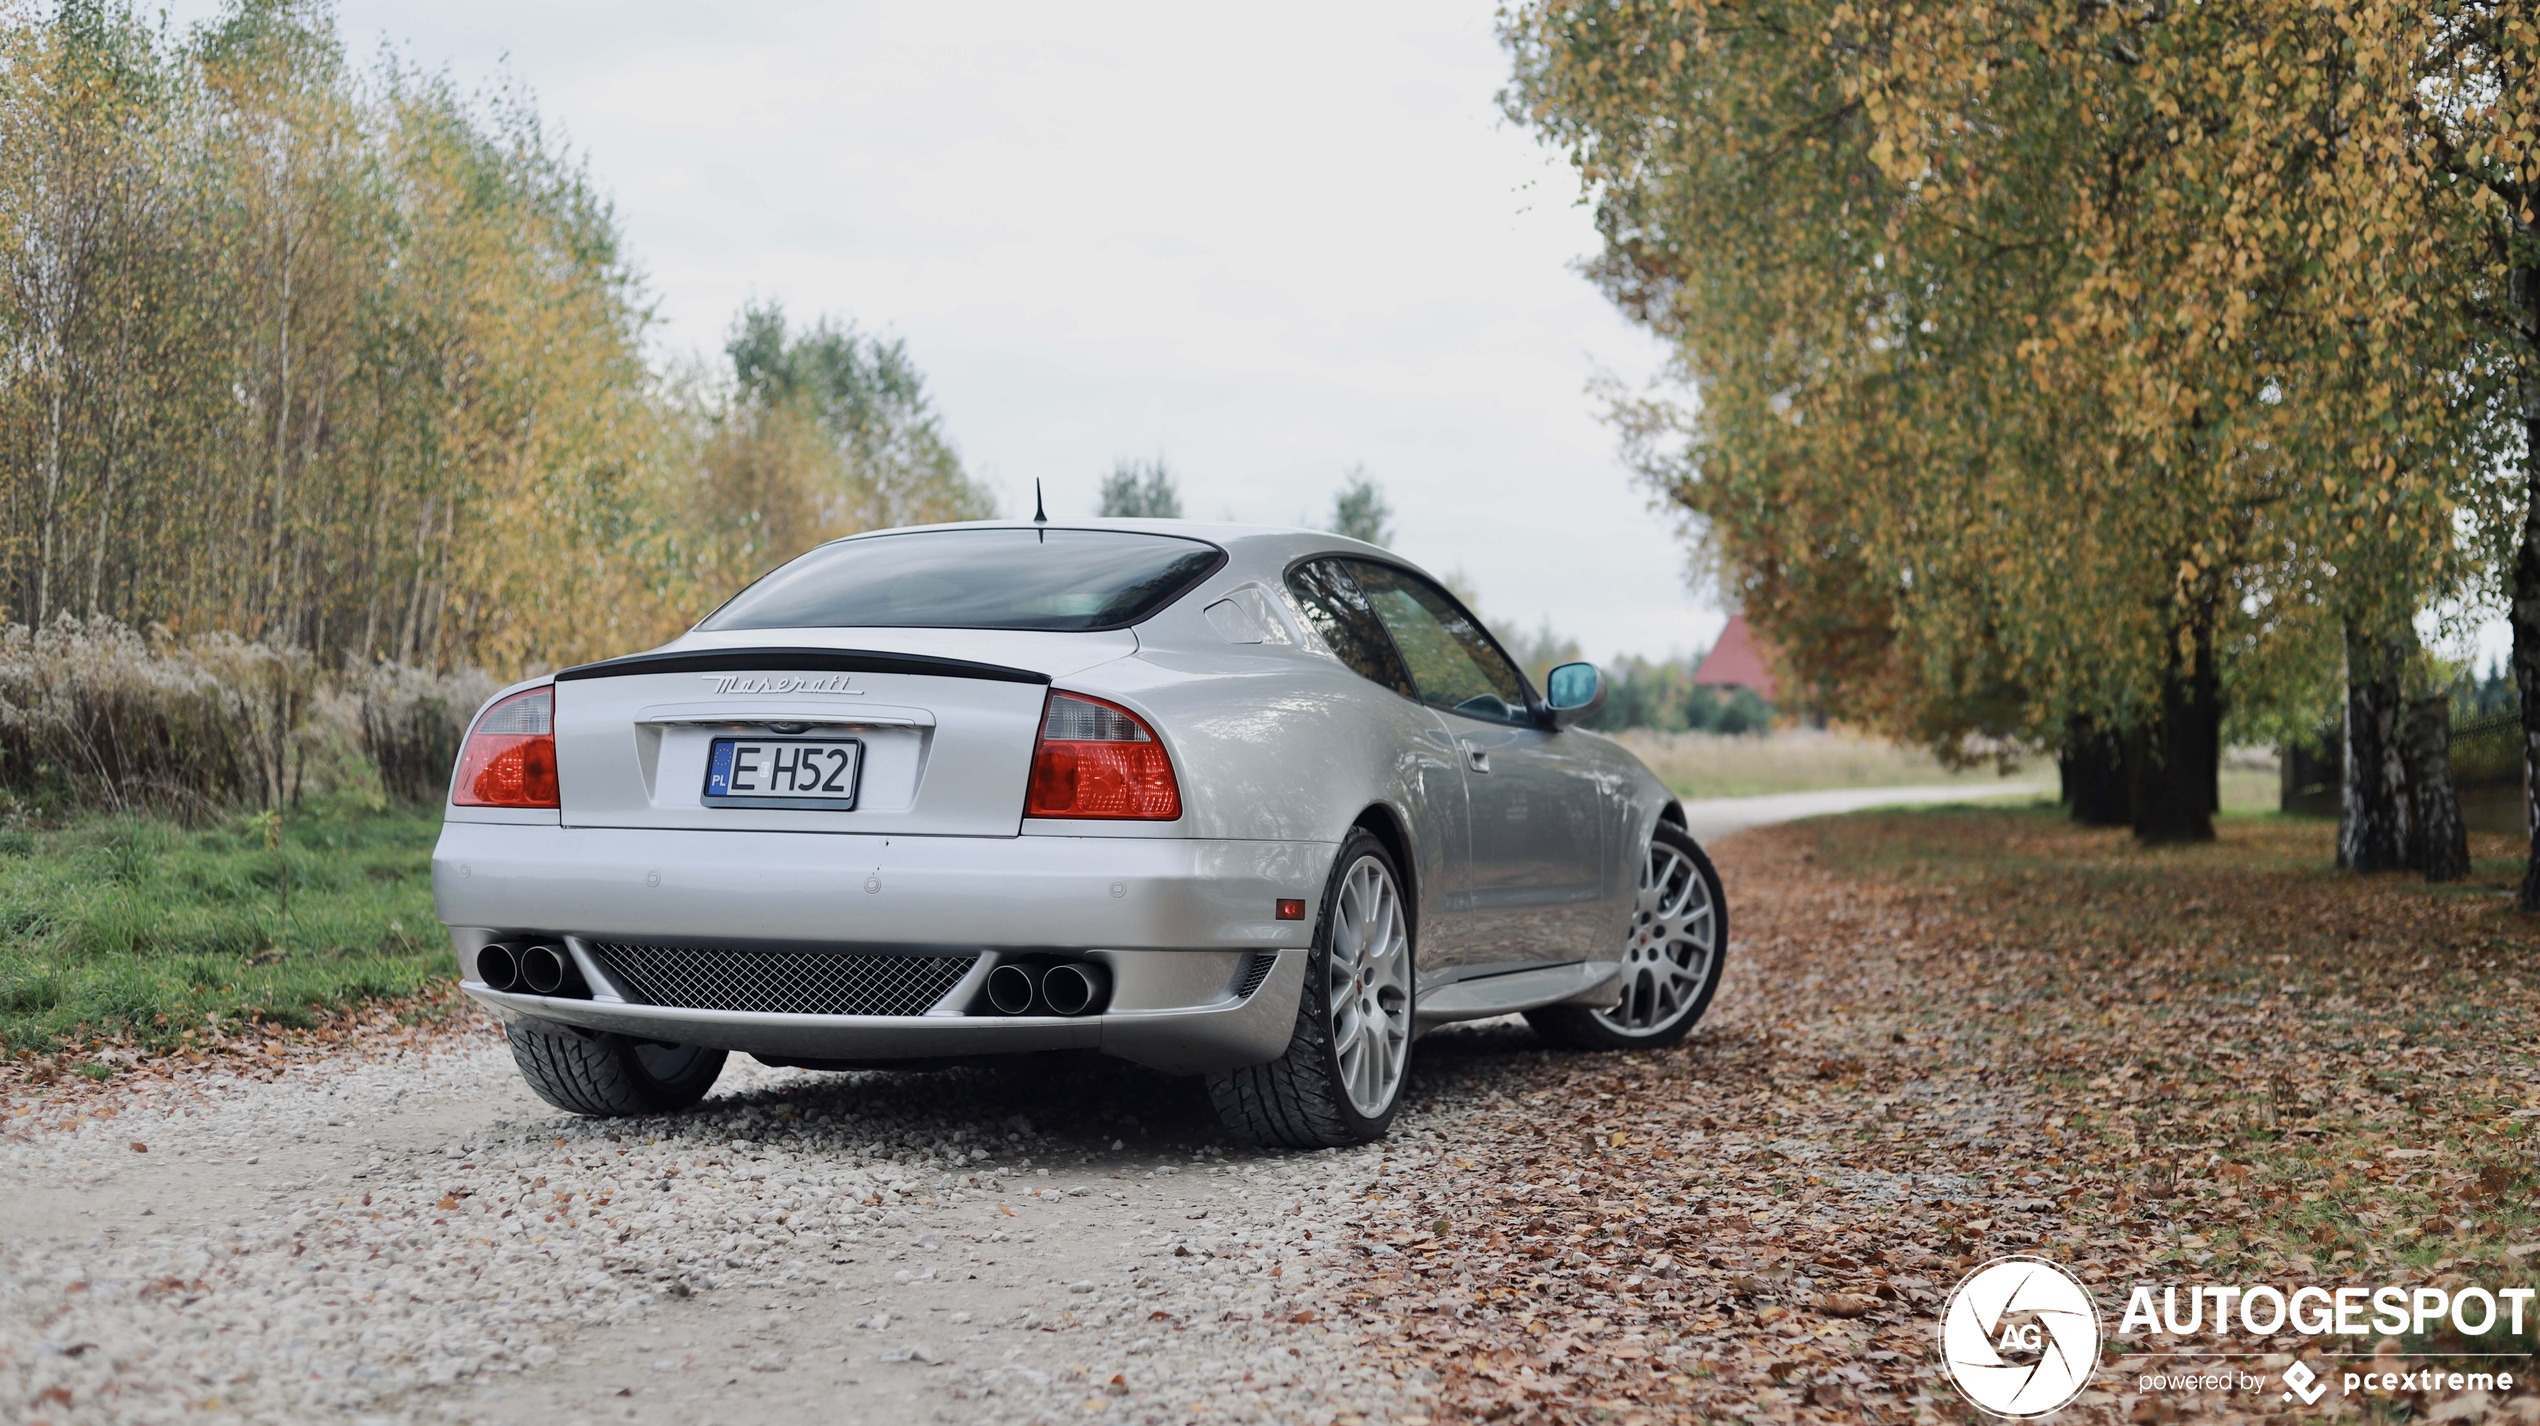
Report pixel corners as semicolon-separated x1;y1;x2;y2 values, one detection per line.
702;738;862;809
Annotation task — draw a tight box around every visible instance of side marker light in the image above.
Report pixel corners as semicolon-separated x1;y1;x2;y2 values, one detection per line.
1275;899;1306;921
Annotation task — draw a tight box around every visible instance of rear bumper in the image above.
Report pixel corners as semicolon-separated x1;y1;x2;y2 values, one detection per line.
463;945;1306;1075
434;823;1330;1073
433;822;1335;950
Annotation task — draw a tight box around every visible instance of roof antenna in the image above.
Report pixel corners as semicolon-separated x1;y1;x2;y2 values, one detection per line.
1033;479;1048;524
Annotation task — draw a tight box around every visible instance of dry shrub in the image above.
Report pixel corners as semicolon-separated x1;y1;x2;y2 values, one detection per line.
0;616;308;817
351;662;497;804
0;616;494;818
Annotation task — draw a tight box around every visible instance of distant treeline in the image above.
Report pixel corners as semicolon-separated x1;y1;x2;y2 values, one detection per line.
1507;629;1768;734
2464;660;2518;720
0;0;989;678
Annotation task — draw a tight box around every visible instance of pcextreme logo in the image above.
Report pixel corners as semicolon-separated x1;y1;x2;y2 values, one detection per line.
1939;1256;2102;1418
2283;1361;2327;1405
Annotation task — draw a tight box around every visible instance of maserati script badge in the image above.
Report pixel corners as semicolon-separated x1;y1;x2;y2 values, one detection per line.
700;674;863;695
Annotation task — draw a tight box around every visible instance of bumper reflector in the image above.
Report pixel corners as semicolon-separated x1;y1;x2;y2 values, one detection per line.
1276;898;1306;920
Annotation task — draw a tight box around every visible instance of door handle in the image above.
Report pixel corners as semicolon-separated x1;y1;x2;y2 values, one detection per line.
1459;739;1490;773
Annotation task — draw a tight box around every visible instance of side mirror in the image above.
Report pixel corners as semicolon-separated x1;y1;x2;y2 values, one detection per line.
1543;661;1605;729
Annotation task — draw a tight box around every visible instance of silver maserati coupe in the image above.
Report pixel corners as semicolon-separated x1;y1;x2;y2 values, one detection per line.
432;520;1727;1147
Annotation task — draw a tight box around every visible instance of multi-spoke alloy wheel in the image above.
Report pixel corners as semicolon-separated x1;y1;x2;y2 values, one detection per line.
1597;835;1719;1035
1325;854;1413;1117
1527;822;1727;1050
1208;829;1417;1147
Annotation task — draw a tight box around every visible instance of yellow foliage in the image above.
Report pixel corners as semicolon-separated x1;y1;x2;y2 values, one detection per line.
0;3;992;679
1502;0;2534;752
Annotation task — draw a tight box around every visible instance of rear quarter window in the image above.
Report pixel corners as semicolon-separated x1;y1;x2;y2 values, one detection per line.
1283;559;1416;699
699;528;1226;633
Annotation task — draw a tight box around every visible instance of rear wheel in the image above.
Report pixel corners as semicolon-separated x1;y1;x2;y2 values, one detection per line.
507;1023;727;1117
1208;830;1414;1148
1527;822;1726;1050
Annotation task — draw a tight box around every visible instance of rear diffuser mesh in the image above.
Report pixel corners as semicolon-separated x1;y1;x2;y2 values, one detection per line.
590;943;975;1017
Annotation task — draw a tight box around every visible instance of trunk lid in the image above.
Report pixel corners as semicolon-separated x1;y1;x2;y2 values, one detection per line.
552;628;1132;836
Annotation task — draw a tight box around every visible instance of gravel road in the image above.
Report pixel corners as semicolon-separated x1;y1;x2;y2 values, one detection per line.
1674;781;2043;843
4;1042;1453;1426
2;784;2019;1426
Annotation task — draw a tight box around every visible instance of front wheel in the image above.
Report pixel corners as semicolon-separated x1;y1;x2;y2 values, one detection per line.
1527;821;1726;1050
1208;829;1415;1148
508;1023;728;1117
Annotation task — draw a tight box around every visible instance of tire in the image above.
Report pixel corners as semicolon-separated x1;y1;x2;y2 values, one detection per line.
1208;829;1416;1148
507;1022;728;1117
1527;821;1726;1050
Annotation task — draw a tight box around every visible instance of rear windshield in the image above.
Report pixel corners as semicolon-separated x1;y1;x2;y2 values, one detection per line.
698;528;1226;633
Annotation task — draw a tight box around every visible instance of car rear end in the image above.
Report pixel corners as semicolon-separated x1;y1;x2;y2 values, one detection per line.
432;527;1320;1080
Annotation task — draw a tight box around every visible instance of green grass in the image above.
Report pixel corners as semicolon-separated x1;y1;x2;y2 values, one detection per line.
1613;727;2291;809
0;799;449;1055
2217;764;2278;814
1613;727;2047;799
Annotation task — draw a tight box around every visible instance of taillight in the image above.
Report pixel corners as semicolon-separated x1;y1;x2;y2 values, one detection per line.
1025;691;1181;820
451;687;559;808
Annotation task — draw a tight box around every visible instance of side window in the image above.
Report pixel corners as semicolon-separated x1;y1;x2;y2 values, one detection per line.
1284;559;1416;699
1347;561;1532;726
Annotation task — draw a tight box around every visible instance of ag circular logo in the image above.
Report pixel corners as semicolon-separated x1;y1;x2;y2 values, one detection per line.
1938;1255;2100;1417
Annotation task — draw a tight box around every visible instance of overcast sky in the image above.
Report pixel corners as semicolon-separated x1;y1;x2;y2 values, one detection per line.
156;0;1723;664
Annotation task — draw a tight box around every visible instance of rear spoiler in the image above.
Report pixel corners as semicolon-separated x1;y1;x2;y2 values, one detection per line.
552;647;1052;685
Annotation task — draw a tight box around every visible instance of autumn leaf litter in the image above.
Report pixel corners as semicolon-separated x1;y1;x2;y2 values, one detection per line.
13;809;2540;1424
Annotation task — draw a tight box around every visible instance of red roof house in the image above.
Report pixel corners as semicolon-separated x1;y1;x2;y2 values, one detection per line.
1692;614;1780;703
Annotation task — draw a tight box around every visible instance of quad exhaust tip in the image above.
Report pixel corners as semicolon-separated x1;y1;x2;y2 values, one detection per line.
986;963;1039;1015
984;959;1111;1017
1041;962;1109;1016
476;941;583;998
520;943;571;995
477;943;520;993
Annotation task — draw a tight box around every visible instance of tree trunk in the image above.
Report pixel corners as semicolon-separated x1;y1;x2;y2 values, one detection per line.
2517;252;2540;910
2341;624;2412;873
2061;716;2131;826
2521;481;2540;904
37;373;63;625
2129;621;2220;844
2405;694;2470;883
87;389;124;616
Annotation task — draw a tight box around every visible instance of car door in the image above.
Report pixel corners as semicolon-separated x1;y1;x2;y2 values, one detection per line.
1344;561;1613;970
1281;558;1475;960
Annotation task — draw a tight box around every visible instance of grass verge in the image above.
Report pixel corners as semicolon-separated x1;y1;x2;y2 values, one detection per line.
1612;728;2283;810
0;799;450;1057
1614;727;2047;800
